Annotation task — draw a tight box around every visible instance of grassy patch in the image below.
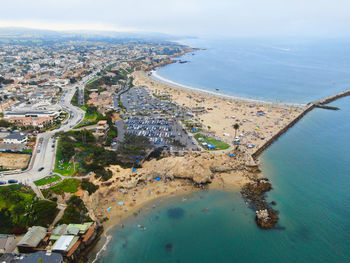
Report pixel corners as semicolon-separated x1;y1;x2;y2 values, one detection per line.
34;174;61;186
74;106;103;129
0;185;57;234
85;76;101;86
44;178;80;196
194;133;230;150
54;138;76;176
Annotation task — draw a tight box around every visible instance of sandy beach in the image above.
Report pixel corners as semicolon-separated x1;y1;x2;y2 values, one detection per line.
133;70;305;155
84;151;252;261
86;70;308;260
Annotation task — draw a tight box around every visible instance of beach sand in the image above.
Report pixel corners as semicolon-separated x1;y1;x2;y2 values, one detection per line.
84;151;252;261
133;71;305;154
87;70;306;260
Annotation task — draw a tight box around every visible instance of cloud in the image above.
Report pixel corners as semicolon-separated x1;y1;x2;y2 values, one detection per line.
0;0;349;37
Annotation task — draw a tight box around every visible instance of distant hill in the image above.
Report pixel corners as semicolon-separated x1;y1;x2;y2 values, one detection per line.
0;27;195;42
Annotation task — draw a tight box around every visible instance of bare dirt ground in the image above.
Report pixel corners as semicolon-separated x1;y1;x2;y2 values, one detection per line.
0;152;31;169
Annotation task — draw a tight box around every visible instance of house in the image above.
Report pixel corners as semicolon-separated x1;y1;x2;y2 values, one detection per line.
52;235;81;261
3;132;28;144
93;120;109;139
4;110;59;119
0;234;17;253
7;116;53;128
17;226;47;253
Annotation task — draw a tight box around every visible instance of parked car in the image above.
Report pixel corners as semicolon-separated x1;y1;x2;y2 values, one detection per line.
0;181;7;185
8;179;18;184
38;167;44;172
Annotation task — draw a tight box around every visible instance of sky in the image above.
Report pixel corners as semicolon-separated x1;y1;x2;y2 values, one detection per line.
0;0;350;37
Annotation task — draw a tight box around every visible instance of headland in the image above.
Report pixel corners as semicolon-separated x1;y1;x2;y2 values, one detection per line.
88;67;350;262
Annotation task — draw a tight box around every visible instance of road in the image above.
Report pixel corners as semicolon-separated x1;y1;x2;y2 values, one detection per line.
0;68;104;193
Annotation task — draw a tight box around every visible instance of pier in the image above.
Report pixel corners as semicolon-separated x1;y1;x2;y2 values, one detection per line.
251;89;350;159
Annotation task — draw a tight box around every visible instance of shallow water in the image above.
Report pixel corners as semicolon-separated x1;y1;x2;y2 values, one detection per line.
96;97;350;263
96;39;350;262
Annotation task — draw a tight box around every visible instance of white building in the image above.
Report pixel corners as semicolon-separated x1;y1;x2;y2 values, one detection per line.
3;132;28;144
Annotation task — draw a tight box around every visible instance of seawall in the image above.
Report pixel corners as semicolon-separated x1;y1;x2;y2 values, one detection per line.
251;89;350;159
252;104;315;159
313;89;350;105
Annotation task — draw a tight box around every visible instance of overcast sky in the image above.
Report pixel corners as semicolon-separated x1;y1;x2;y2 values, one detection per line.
1;0;349;37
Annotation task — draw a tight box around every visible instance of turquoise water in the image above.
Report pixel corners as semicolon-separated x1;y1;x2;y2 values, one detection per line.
97;39;350;262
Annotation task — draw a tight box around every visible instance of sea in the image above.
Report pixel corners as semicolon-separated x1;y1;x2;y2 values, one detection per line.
95;38;350;263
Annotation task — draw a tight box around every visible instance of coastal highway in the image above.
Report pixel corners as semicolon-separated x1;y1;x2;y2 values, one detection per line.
0;69;103;190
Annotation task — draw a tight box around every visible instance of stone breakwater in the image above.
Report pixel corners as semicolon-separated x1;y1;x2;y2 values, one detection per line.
244;89;350;229
252;104;314;159
252;89;350;159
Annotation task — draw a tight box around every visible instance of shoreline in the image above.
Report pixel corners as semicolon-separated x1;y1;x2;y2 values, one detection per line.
151;64;306;108
89;177;244;263
88;57;350;260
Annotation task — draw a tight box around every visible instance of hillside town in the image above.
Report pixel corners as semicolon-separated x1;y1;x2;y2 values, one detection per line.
0;34;305;262
0;37;196;262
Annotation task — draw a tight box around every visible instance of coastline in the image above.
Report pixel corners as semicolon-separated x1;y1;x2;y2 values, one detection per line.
88;163;247;263
89;57;350;260
151;65;306;108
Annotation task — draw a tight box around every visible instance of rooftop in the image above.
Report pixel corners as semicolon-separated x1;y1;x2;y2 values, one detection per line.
17;226;47;248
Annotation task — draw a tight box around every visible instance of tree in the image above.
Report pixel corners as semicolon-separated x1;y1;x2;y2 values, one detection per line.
31;200;57;227
81;180;99;195
59;140;75;161
233;123;240;137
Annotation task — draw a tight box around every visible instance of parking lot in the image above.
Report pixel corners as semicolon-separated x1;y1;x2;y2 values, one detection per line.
124;116;198;150
125;116;175;145
121;86;179;114
119;86;199;151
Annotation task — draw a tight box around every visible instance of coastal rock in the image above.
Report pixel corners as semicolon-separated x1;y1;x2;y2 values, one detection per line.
210;164;234;173
241;177;278;229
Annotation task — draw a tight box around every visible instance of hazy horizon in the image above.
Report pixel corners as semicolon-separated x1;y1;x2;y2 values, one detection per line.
1;0;350;38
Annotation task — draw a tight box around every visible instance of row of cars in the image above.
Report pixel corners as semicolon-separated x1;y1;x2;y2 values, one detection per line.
125;116;177;145
125;117;171;126
0;179;18;185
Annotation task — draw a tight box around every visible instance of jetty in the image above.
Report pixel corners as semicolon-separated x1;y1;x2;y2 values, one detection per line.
251;89;350;159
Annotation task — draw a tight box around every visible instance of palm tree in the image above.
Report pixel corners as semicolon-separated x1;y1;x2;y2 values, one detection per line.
233;123;239;137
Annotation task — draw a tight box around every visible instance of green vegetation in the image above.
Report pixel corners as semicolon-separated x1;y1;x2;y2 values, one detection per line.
34;174;61;186
0;119;11;128
118;101;125;110
181;119;202;131
81;180;99;195
54;130;118;181
194;133;230;150
105;112;118;146
43;178;80;198
0;185;58;234
71;88;79;106
58;195;91;224
54;137;76;176
117;133;152;164
85;76;101;87
74;105;104;128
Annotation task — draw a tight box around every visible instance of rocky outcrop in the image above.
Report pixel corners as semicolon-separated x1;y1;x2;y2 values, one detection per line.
241;178;279;229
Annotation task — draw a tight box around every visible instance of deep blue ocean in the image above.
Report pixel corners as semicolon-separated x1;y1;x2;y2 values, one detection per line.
96;39;350;262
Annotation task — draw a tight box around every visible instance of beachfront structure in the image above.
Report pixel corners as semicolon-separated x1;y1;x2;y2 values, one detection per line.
17;226;47;253
13;223;97;261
